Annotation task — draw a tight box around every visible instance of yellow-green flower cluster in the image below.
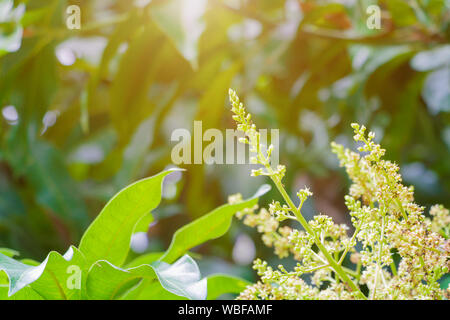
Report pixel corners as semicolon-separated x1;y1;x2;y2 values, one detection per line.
229;89;449;300
333;123;449;299
229;88;286;180
428;205;450;238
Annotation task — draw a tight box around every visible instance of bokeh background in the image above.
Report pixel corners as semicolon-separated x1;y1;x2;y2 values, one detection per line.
0;0;449;282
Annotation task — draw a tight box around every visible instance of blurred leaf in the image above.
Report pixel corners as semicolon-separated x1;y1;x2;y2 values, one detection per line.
383;0;417;27
422;67;450;114
358;45;412;76
24;141;90;235
440;273;450;290
150;0;207;68
384;73;424;158
108;24;160;143
410;45;450;71
196;61;242;128
0;0;25;54
0;187;25;222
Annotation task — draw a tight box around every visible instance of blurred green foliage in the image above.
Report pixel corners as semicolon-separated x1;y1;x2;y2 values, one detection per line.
0;0;449;279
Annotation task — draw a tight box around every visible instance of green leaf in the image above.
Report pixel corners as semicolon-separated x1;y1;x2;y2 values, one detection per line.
86;260;156;300
0;248;19;258
113;115;156;186
160;184;271;263
152;255;206;300
0;254;28;294
0;251;47;297
125;252;164;269
79;169;182;267
121;279;186;300
0;285;44;300
0;246;87;299
206;274;251;300
86;254;206;300
30;246;88;300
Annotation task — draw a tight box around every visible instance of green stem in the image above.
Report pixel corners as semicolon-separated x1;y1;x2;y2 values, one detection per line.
334;245;340;284
267;168;367;299
372;211;386;299
338;224;361;265
356;260;362;276
281;264;330;277
394;198;408;220
390;261;397;276
342;266;360;279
